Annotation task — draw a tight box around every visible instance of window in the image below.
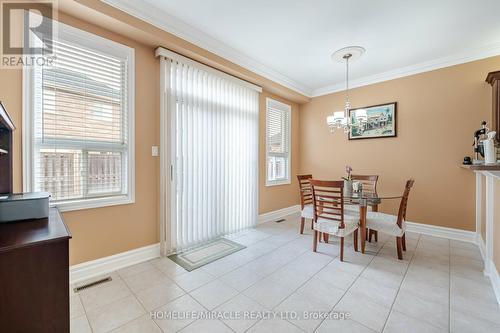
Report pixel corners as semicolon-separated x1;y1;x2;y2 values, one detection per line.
23;22;134;211
266;98;291;186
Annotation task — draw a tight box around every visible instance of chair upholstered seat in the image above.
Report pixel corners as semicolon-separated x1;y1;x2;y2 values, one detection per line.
314;215;359;237
366;211;405;237
301;204;314;219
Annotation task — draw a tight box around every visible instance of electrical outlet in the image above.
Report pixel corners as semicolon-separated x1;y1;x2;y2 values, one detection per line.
151;146;159;157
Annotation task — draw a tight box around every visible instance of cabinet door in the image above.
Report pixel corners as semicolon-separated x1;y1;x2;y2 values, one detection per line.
0;240;69;333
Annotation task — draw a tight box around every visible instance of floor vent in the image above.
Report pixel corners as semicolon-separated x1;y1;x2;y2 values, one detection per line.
275;218;286;223
74;277;112;292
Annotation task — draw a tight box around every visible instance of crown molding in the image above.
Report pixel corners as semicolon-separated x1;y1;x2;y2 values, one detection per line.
101;0;500;100
101;0;313;97
312;42;500;97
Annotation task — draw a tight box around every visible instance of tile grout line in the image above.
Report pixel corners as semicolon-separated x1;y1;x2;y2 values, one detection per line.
394;237;453;331
312;236;391;332
144;227;310;332
239;236;344;333
112;272;164;333
184;225;315;333
76;292;95;333
235;228;345;332
71;225;494;333
262;243;339;332
147;228;299;306
176;295;237;333
379;234;421;332
212;237;318;331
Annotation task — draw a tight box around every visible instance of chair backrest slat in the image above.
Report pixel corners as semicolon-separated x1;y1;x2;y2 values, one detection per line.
310;179;345;229
397;179;415;227
297;174;313;208
351;174;379;195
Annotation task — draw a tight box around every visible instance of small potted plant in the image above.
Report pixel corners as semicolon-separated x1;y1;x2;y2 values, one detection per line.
342;165;353;195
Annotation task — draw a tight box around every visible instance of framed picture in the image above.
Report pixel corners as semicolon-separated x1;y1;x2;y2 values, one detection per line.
349;102;397;140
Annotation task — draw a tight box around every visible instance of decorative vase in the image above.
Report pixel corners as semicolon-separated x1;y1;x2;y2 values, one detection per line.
344;180;353;196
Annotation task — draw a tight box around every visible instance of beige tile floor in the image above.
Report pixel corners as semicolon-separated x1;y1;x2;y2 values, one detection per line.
70;214;500;333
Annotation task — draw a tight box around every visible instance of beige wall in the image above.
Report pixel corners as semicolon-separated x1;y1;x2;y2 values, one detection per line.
3;1;497;265
299;57;500;231
259;91;300;214
1;11;299;264
0;13;161;265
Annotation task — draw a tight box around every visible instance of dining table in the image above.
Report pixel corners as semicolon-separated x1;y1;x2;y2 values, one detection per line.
344;191;403;253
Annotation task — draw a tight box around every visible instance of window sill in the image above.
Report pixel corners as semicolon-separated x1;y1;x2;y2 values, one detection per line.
51;194;135;212
266;180;292;187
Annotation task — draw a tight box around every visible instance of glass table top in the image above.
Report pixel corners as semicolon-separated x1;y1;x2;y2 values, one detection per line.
303;189;403;206
343;191;402;205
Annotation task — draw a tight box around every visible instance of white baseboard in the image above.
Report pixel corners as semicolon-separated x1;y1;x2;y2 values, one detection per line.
477;234;487;261
405;221;476;243
69;206;300;284
404;222;500;307
258;205;301;224
70;243;160;284
488;260;500;307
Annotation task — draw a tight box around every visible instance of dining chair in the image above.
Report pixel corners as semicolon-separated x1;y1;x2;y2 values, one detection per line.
365;179;415;260
297;174;314;234
348;174;379;242
310;180;359;261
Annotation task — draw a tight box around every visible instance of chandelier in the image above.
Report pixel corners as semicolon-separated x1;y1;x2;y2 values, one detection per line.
327;46;367;133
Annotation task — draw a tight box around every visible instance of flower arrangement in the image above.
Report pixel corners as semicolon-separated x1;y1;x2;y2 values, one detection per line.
342;165;353;181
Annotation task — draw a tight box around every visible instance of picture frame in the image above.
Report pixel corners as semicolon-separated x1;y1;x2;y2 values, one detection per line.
348;102;397;140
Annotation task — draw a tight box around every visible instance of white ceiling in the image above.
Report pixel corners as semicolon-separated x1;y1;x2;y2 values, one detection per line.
105;0;500;97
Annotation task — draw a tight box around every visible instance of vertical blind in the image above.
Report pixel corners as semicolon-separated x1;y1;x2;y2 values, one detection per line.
32;38;129;202
162;54;259;252
266;98;291;185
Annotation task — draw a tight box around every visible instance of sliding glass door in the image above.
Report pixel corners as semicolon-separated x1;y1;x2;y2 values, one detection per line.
159;50;260;253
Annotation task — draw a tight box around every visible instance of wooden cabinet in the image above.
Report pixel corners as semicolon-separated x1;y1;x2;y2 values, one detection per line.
486;71;500;143
0;101;15;194
0;208;72;332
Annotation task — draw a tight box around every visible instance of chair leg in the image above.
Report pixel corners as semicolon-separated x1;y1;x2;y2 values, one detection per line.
340;237;344;261
366;229;369;242
313;230;318;252
311;220;313;229
374;230;378;242
402;233;406;251
396;237;403;260
323;233;329;243
353;229;358;252
300;218;305;234
368;230;373;242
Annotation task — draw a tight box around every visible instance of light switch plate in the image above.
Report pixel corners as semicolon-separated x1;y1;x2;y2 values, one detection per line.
151;146;159;157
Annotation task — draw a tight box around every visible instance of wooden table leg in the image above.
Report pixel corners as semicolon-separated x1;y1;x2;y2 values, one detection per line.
371;204;379;242
360;205;367;254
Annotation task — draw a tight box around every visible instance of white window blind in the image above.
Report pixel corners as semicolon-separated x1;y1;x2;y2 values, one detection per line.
266;98;291;186
159;49;260;252
24;22;134;210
